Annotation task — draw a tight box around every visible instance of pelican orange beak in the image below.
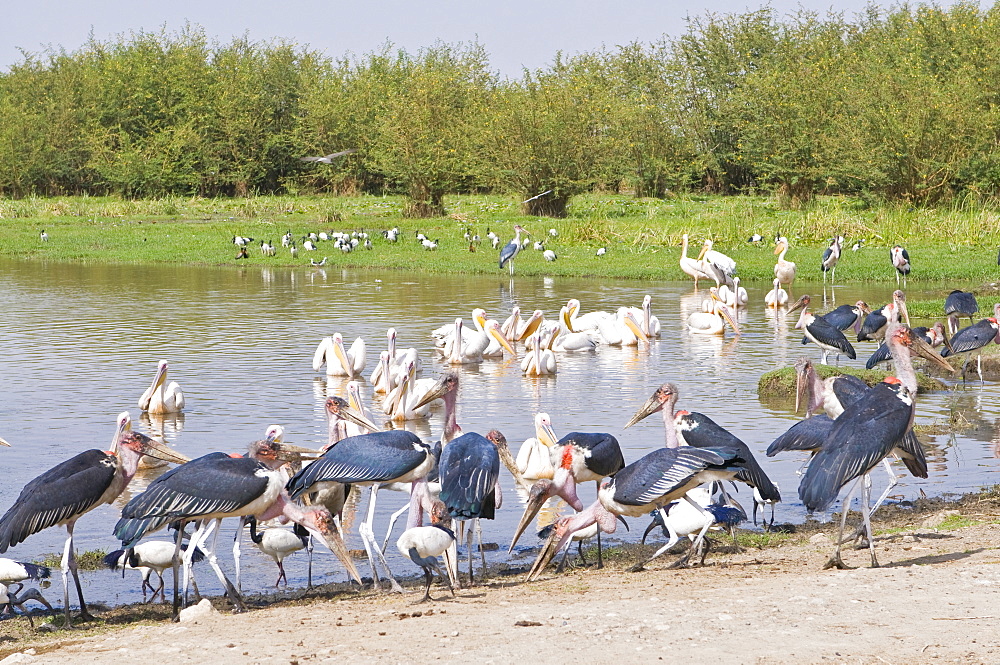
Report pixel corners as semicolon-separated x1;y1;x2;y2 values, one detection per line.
774;241;786;255
536;419;558;448
487;322;517;357
624;394;662;429
332;334;353;376
622;311;648;342
716;302;740;336
696;243;708;261
909;334;955;373
561;306;575;333
509;480;553;553
517;311;544;341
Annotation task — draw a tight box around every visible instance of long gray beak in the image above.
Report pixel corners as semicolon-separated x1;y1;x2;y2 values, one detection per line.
624;395;661;429
414;375;450;410
910;335;955;373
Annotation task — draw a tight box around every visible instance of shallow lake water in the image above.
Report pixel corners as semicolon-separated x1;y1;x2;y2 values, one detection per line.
2;258;999;609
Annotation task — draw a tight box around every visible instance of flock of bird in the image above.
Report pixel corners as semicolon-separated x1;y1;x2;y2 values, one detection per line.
6;226;999;633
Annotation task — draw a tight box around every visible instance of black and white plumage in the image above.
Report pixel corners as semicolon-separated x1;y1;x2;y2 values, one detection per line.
0;559;50;585
865;324;944;370
286;429;434;592
940;315;1000;383
528;445;738;579
396;502;456;602
499;225;528;276
794;307;857;365
249;520;309;587
820;301;869;335
820;235;843;282
103;542;204;603
944;290;979;323
640;485;746;566
509;431;625;565
0;413;187;628
118;438;360;618
890;245;910;284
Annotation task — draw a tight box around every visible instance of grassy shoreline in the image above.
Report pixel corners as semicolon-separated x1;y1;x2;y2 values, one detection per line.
2;193;999;301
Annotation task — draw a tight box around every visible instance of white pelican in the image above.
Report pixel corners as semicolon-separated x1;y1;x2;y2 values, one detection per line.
313;333;366;378
596;308;648;346
137;360;185;414
640;295;661;337
687;288;740;335
370;328;420;390
383;363;431;421
718;278;748;310
515;309;545;342
774;236;797;292
680;234;717;286
432;308;488;348
516;413;559;482
444;318;515;365
369;351;398;394
562;299;612;334
346;381;380;436
552;327;599;352
764;278;788;308
522;332;557;376
500;306;522;342
697;239;737;287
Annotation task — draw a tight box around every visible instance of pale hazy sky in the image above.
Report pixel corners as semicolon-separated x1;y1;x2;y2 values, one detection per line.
2;0;934;76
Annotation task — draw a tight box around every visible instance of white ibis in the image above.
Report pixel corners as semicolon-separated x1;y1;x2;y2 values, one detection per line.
137;359;185;414
39;230;49;242
116;436;359;618
793;305;857;365
891;244;910;284
312;332;366;378
543;249;556;262
528;444;739;579
509;431;625;567
697;239;737;287
0;412;188;627
103;541;205;603
774;236;796;293
640;485;746;566
596;247;606;256
285;430;435;592
499;225;528;275
798;325;953;569
248;519;309;587
397;501;457;602
821;235;843;283
941;314;1000;383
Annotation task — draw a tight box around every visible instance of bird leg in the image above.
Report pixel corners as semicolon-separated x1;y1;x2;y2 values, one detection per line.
676;495;718;567
466;521;475;587
360;486;404;593
233;516;245;591
630;507;680;572
824;477;862;570
277;561;287;587
417;567;434;603
199;520;246;612
475;518;487;579
443;540;459;593
306;536;314;590
172;521;185;621
840;459;898;545
595;480;604;569
859;479;880;568
59;525;87;628
381;503;411;553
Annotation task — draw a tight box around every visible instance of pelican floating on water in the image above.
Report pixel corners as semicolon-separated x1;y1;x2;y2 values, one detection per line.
313;333;366;378
764;278;788;308
687;288;740;336
138;360;185;414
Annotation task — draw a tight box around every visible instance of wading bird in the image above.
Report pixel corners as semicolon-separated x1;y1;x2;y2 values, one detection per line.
116;436;358;619
0;412;188;627
499;225;529;276
697;239;737;287
764;278;788;308
104;541;205;603
248;519;309;587
774;236;797;293
944;290;979;332
941;312;1000;383
680;234;715;286
792;306;857;365
137;359;185;414
397;501;457;602
821;235;844;283
891;245;911;285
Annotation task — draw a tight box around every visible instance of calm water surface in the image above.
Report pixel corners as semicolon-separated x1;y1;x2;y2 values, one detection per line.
2;258;999;608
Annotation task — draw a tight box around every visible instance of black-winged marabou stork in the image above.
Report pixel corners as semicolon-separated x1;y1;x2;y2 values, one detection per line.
798;324;953;569
857;290;911;342
285;429;434;592
116;435;358;619
944;289;979;329
0;412;188;627
528;445;739;579
890;244;910;284
821;235;843;283
940;304;1000;383
509;430;626;567
499;225;529;276
790;303;857;365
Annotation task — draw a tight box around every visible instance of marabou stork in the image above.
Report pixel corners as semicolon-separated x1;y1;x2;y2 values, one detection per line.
499;225;529;275
821;235;844;283
857;291;911;342
528;445;739;579
0;412;188;627
137;359;185;414
890;244;910;284
944;290;979;330
792;305;857;365
941;311;1000;383
509;431;626;568
397;501;457;602
866;323;944;370
285;430;435;592
798;324;953;569
116;435;358;619
438;430;508;585
819;301;870;336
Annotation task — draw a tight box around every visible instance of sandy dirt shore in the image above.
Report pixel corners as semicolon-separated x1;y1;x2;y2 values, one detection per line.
3;499;1000;665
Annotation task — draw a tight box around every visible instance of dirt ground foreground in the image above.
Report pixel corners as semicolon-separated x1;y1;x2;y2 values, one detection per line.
5;504;1000;665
